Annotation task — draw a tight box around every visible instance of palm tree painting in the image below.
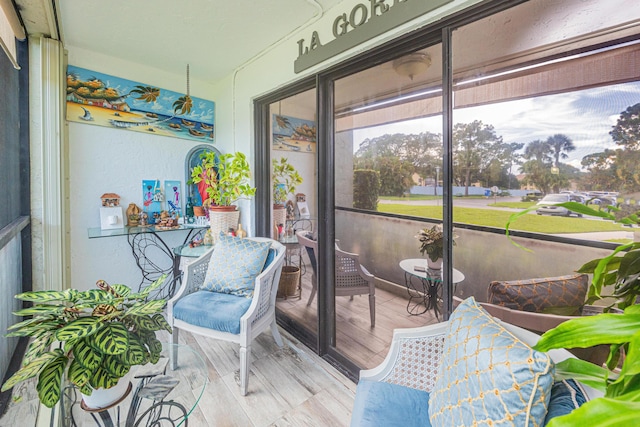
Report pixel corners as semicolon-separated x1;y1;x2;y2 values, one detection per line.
272;114;317;153
65;65;214;143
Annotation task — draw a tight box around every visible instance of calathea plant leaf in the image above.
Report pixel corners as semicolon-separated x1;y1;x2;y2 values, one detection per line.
89;365;120;390
1;349;64;392
72;338;103;370
103;353;130;378
36;352;68;408
56;317;104;342
119;334;148;366
89;322;129;355
14;289;74;303
67;358;91;388
23;333;55;365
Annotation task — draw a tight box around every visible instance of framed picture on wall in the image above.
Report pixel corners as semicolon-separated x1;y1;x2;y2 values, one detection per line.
272;114;316;153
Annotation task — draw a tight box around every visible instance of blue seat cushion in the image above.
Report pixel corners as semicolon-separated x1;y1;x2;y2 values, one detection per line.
173;290;252;334
350;380;431;427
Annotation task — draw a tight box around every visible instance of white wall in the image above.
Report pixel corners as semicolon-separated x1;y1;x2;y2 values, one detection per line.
66;48;220;290
63;0;482;290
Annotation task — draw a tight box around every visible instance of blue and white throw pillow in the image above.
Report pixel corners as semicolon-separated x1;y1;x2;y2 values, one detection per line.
201;235;271;297
429;297;555;427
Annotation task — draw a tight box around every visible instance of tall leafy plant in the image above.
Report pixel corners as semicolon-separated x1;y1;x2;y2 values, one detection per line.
506;201;640;425
272;157;302;205
190;151;256;207
1;276;171;408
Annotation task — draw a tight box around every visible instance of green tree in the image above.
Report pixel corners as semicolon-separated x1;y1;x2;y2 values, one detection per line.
521;140;553;194
452;121;503;195
546;134;576;168
610;102;640;150
581;149;618;191
356;156;414;197
355;132;442;180
608;103;640;192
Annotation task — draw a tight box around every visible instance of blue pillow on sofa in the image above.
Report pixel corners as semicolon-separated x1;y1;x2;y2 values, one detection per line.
350;379;431;427
428;297;555;427
544;379;587;425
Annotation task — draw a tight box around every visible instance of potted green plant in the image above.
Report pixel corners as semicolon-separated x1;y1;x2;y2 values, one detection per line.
272;157;303;234
1;275;171;409
506;201;640;425
190;151;255;239
415;223;457;269
190;150;256;210
272;157;303;207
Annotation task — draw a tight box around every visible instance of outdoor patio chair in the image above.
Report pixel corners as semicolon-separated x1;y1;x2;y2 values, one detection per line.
167;236;286;396
296;231;376;327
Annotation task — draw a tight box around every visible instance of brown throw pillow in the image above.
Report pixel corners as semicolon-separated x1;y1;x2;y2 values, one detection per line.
488;273;588;313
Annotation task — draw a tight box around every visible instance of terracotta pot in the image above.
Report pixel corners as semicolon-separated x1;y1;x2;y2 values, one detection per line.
209;205;239;212
193;206;206;216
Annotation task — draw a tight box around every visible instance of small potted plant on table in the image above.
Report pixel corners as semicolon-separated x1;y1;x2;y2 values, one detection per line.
272;157;303;237
1;275;171;409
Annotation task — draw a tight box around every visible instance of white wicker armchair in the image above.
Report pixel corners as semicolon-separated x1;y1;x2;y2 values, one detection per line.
167;237;286;396
359;321;601;395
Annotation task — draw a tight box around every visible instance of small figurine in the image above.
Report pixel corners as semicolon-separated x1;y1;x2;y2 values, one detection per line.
101;193;121;207
139;212;149;226
126;203;141;226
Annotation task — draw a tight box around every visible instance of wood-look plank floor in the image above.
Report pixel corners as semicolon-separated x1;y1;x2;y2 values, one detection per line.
0;329;356;427
1;256;438;426
276;256;440;369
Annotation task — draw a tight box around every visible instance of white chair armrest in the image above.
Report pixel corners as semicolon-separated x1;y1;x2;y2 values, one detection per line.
167;247;214;310
360;322;448;392
240;239;286;332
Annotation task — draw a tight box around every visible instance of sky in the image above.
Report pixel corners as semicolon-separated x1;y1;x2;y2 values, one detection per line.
353;80;640;171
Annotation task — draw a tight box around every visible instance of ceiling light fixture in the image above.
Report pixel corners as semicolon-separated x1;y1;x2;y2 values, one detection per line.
393;52;431;80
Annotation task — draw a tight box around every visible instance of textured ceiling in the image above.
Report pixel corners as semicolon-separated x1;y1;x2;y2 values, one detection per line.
17;0;341;83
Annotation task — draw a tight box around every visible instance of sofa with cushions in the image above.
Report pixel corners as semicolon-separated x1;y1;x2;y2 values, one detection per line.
350;297;599;427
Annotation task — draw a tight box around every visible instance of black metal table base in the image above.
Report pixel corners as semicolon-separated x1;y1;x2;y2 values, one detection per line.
404;271;443;319
128;228;204;300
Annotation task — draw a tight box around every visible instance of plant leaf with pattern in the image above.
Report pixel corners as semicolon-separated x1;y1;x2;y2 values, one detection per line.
1;350;63;392
56;317;103;342
67;358;91;388
24;333;55;365
15;289;73;303
36;353;68;407
119;334;148;366
103;354;130;378
89;322;129;355
126;299;166;316
72;338;103;370
89;366;120;390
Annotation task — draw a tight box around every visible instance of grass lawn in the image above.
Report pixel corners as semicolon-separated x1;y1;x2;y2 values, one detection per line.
490;201;537;209
378;204;626;234
381;195;441;201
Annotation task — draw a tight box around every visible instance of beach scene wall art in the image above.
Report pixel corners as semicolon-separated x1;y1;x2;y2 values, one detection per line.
66;65;215;143
272;114;316;152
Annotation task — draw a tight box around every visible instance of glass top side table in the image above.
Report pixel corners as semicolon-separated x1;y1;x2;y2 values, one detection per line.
399;258;465;319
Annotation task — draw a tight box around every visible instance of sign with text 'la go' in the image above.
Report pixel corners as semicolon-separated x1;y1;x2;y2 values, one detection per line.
294;0;453;73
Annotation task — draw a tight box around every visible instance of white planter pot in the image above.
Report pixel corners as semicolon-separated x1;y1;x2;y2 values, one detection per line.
81;377;131;410
209;206;240;242
427;257;443;271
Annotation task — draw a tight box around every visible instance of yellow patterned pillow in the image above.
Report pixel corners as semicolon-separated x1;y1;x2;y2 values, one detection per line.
201;235;271;297
429;297;554;427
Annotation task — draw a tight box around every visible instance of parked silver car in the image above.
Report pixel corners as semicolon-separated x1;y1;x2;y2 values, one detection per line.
536;193;583;217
